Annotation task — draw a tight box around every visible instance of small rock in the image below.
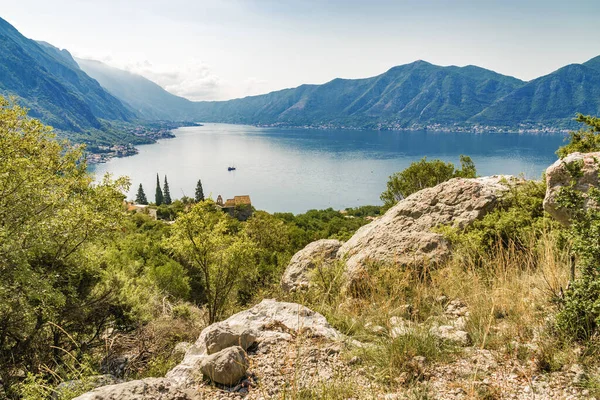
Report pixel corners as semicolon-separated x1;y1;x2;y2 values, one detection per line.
430;325;470;346
200;346;249;386
348;356;362;365
389;316;414;338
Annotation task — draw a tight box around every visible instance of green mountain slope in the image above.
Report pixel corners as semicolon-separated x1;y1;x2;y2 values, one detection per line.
191;61;526;129
471;61;600;127
76;58;197;120
0;17;134;132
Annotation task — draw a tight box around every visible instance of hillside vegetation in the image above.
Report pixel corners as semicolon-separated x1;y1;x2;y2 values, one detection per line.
2;96;600;399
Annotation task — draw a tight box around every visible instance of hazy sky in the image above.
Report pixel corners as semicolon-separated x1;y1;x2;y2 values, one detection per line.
3;0;600;101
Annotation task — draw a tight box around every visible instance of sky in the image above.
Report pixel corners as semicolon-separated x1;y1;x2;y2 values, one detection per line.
2;0;600;101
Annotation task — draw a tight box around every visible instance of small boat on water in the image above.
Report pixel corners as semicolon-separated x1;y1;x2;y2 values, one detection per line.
228;166;236;171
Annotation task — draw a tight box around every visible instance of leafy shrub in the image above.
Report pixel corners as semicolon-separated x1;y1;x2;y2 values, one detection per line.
556;188;600;339
443;179;562;260
557;114;600;158
380;155;476;211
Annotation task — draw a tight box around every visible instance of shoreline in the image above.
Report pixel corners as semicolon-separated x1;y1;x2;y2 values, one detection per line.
86;122;199;165
86;121;569;166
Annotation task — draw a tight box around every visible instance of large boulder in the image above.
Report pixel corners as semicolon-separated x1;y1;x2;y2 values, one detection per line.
338;176;512;284
167;299;342;385
72;378;192;400
199;346;248;386
544;152;600;225
281;239;342;292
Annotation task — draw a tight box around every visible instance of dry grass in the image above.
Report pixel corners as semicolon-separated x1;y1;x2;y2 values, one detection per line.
102;302;206;379
278;228;576;396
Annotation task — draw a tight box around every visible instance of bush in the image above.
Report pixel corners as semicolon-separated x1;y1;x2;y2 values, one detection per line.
557;114;600;158
380;155;476;211
556;186;600;339
442;179;562;260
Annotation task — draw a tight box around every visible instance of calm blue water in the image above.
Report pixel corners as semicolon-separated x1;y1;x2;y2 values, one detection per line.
89;124;566;213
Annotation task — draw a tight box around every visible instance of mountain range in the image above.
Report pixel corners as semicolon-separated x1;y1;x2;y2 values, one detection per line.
77;52;600;132
1;15;600;146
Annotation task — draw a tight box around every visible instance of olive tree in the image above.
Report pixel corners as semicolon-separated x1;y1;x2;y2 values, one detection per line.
165;200;255;323
0;97;129;395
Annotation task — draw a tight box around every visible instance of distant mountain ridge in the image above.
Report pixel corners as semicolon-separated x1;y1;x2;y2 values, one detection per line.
2;14;599;136
190;60;527;129
80;55;600;131
0;17;134;133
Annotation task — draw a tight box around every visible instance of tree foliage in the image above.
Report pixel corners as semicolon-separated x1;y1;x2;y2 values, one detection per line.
195;179;205;202
163;175;172;205
136;183;148;205
0;97;129;395
165;201;255;323
557;114;600;158
155;173;164;206
554;158;600;339
380;155;477;210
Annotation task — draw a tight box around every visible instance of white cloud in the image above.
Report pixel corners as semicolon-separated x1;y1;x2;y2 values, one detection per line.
122;61;224;101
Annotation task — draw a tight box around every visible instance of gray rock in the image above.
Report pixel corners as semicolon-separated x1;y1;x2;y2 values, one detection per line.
201;324;257;355
72;378;191;400
172;342;192;356
444;299;469;317
544;152;600;225
199;346;248;386
53;375;120;400
281;239;342;292
338;176;512;288
430;325;470;346
389;316;415;338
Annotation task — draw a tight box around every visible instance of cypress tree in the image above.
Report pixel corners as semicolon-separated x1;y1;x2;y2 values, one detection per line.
155;173;164;205
163;175;172;205
135;183;148;205
195;179;205;202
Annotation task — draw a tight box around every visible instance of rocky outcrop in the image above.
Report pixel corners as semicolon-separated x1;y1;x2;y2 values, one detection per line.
75;300;344;399
338;176;512;285
167;299;342;385
281;239;342;292
544;152;600;225
72;378;193;400
199;346;248;386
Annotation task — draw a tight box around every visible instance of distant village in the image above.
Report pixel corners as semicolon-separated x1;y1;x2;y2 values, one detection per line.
86;123;182;164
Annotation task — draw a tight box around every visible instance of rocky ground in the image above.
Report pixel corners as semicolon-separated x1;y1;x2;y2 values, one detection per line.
73;298;592;400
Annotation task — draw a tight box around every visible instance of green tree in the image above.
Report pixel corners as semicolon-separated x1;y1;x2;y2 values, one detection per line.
239;211;292;302
163;175;172;205
380;155;477;211
136;183;148;205
155;173;164;205
195;179;205;202
557;114;600;158
165;200;255;323
0;97;129;395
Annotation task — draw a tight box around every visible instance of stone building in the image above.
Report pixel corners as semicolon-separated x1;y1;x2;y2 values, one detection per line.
216;194;253;221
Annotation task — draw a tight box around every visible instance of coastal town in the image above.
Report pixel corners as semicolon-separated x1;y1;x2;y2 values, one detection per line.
85;122;194;164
